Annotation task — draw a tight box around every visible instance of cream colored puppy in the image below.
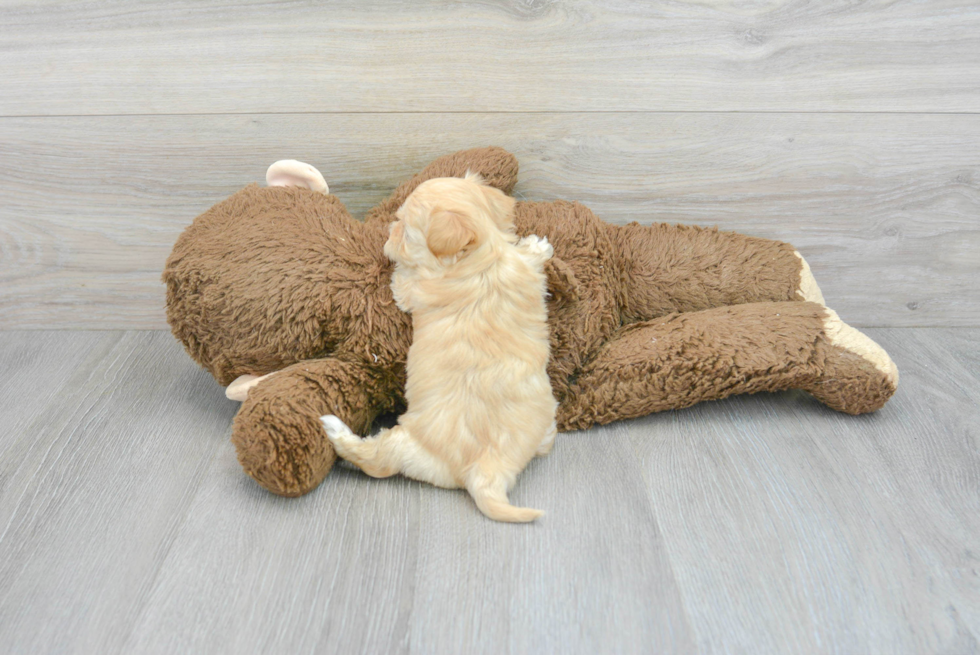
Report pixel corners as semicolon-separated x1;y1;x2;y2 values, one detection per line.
320;173;557;523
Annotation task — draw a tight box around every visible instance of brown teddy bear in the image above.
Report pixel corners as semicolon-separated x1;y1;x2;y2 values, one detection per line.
164;147;898;498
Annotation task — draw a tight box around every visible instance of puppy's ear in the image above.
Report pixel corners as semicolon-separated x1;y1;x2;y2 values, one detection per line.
427;210;478;258
479;182;517;232
465;170;516;230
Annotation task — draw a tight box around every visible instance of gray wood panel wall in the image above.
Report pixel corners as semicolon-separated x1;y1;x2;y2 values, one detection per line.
3;0;980;114
1;0;978;329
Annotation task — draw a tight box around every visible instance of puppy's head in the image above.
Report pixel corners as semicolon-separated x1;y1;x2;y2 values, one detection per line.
385;173;516;268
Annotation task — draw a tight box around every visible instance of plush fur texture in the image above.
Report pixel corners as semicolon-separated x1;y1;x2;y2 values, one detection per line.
322;175;557;522
163;147;899;498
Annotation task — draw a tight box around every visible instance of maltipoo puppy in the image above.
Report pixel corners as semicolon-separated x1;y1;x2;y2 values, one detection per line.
320;173;556;522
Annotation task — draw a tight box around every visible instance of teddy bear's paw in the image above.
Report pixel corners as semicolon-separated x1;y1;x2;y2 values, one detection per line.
794;251;826;305
806;309;899;415
225;372;276;401
823;310;898;388
266;160;329;194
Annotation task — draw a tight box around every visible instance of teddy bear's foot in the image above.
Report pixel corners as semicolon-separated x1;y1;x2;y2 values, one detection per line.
794;251;826;305
805;310;899;415
230;357;393;497
225;372;277;401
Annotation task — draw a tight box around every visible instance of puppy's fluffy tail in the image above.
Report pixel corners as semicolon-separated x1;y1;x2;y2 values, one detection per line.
465;465;543;523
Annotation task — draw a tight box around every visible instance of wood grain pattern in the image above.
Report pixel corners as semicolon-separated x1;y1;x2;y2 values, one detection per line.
2;112;977;329
1;329;977;653
0;331;124;531
2;0;979;115
408;422;695;655
124;464;423;654
0;331;237;654
125;423;694;654
628;328;980;653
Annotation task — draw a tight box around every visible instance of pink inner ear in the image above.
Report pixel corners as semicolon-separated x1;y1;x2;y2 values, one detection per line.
268;172;313;188
265;160;329;194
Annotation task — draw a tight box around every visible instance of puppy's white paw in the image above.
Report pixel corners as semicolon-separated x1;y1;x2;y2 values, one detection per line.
519;234;554;261
320;414;355;444
321;415;365;462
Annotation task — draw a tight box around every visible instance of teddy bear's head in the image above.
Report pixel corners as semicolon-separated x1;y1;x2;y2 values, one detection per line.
164;147;523;388
164;183;380;385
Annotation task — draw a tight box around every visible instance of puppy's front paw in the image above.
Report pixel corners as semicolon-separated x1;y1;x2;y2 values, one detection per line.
518;234;554;261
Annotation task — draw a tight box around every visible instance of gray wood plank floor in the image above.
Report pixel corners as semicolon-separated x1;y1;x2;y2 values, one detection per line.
0;328;976;654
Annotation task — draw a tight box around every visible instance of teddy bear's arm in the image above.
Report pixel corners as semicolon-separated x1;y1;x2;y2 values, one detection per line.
365;147;520;224
609;222;825;323
230;356;399;497
556;300;897;431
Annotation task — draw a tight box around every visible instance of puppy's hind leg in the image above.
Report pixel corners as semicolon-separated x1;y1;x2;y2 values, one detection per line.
535;421;557;457
320;415;401;478
465;458;543;523
320;415;457;487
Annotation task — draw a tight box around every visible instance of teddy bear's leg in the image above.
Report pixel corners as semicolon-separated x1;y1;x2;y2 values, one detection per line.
610;222;825;322
557;301;897;431
230;356;398;497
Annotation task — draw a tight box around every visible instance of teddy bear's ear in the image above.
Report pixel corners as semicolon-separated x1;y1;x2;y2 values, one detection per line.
426;209;479;258
266;160;329;194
